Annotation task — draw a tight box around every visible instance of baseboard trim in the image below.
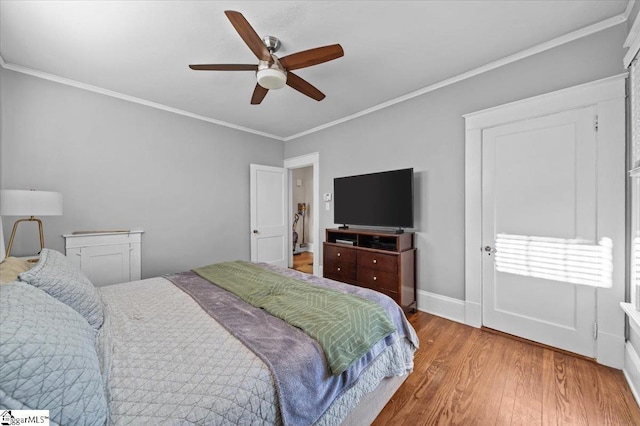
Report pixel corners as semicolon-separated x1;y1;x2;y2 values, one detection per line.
417;290;465;324
624;341;640;408
597;331;625;369
465;301;482;328
296;242;314;253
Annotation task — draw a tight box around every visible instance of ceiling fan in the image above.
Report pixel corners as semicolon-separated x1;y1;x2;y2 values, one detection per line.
189;10;344;105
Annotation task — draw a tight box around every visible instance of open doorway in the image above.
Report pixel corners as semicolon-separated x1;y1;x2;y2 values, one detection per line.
291;166;314;274
284;153;320;276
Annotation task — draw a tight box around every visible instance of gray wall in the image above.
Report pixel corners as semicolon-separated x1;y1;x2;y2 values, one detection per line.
1;68;283;278
284;25;627;301
629;2;640;32
0;67;3;191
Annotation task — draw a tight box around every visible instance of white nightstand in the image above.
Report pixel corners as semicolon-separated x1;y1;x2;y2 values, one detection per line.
63;230;143;287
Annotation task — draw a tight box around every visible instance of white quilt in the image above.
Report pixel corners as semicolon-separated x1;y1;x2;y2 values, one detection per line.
99;277;413;425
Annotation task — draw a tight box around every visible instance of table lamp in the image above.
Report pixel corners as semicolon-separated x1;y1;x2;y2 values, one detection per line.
0;189;63;257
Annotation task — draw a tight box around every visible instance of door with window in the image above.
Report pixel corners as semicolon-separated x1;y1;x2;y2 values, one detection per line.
482;106;600;357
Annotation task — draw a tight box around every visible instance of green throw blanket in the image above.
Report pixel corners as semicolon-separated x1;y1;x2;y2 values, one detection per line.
193;260;396;375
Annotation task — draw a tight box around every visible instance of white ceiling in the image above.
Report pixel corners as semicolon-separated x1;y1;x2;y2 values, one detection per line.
0;1;631;140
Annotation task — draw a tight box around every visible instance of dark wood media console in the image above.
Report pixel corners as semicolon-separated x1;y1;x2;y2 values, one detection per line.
323;228;417;313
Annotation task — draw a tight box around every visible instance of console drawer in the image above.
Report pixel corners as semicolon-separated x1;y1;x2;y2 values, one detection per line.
356;267;398;290
357;251;397;273
324;261;356;282
324;244;356;263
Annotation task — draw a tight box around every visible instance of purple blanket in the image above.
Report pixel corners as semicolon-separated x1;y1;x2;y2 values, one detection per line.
164;263;418;426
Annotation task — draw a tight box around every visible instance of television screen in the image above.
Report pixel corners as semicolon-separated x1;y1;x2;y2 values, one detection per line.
334;168;414;228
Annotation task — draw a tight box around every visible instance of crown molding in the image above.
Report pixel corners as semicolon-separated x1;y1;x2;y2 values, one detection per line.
0;56;285;141
284;13;627;141
0;12;628;142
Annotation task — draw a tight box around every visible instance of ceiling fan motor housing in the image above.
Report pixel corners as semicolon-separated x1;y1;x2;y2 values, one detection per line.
257;58;287;89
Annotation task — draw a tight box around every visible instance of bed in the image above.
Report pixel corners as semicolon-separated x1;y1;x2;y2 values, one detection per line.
0;249;418;425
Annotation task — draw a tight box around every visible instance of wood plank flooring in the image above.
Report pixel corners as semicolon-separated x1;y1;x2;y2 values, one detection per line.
374;312;640;425
292;251;314;274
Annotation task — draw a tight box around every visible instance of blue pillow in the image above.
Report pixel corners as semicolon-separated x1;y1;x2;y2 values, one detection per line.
19;248;104;330
0;282;108;425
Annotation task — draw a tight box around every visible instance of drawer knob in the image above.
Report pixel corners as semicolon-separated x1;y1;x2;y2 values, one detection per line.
337;267;341;271
337;253;341;257
373;276;377;281
373;259;377;264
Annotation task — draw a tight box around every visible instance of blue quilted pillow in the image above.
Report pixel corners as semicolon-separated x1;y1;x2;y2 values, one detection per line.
0;282;108;425
19;249;104;330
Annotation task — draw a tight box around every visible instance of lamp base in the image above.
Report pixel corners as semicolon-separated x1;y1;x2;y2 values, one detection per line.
6;216;44;258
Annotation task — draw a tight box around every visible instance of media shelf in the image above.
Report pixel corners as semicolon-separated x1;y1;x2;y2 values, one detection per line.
324;228;417;313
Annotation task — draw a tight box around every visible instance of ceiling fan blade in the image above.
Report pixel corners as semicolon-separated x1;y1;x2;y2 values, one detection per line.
189;64;258;71
279;44;344;71
286;72;325;101
251;84;269;104
224;10;272;62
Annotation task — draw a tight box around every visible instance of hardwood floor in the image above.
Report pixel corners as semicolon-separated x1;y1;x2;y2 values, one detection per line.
374;312;640;425
292;251;313;274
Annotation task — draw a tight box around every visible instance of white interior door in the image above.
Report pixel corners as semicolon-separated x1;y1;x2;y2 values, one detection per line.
250;164;287;267
482;106;598;357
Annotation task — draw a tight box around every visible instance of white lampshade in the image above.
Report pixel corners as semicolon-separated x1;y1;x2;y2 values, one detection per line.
257;68;287;90
0;190;63;216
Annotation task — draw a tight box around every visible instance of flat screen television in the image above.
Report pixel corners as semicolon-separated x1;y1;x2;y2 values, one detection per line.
334;168;414;230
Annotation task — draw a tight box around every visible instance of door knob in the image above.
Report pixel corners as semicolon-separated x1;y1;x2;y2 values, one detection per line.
253;230;259;234
484;245;496;254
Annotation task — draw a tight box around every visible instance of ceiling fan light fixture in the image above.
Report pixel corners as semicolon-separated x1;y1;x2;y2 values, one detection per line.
189;11;343;103
256;68;287;90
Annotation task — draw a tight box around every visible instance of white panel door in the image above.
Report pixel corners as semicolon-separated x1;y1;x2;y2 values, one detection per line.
482;106;598;357
250;164;287;267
